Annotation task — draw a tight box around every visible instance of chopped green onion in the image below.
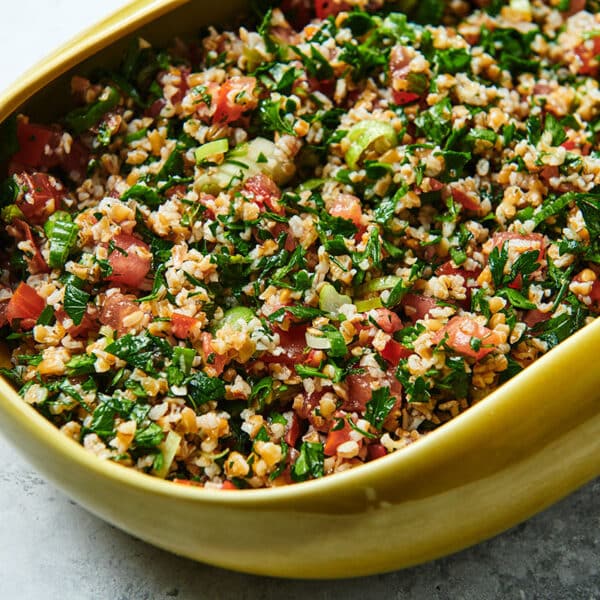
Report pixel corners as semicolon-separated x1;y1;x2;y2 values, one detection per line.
319;283;351;315
195;138;229;164
357;275;403;295
215;306;255;331
44;211;79;269
345;120;398;170
153;430;181;478
354;297;383;312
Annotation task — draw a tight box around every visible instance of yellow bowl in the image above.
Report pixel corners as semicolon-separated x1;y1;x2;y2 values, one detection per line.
1;0;600;579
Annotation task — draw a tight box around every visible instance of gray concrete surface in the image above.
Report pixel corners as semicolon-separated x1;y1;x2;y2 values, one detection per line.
0;434;598;599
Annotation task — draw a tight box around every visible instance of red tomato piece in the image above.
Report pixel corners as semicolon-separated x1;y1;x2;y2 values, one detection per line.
6;283;45;330
451;187;481;213
11;219;50;275
284;413;303;447
12;121;61;168
392;91;420;105
367;443;388;461
523;309;551;328
381;339;412;367
221;480;238;490
14;172;65;225
432;316;502;361
200;332;228;376
372;308;403;334
400;293;438;323
99;292;139;335
243;174;284;214
344;373;373;412
324;418;353;456
264;325;307;367
574;36;600;77
540;165;559;184
315;0;350;18
60;138;90;182
329;194;363;228
171;313;199;339
212;77;258;125
55;306;98;339
106;233;152;288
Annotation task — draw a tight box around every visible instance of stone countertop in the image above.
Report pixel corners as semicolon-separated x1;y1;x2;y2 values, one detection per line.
1;2;599;598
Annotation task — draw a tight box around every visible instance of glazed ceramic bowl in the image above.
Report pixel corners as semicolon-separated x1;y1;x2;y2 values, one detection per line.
1;0;600;579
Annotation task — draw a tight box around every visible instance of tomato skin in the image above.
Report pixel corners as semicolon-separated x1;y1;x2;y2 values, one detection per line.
381;339;412;367
56;306;98;338
243;174;283;215
367;443;388;460
99;292;139;335
324;418;353;456
200;332;228;376
574;36;600;77
400;293;438;323
284;413;303;447
264;325;307;368
432;316;502;361
344;373;373;412
329;194;363;228
212;77;258;124
393;91;420;105
372;308;403;334
12;122;61;168
315;0;350;18
523;308;550;328
451;187;481;213
14;172;65;225
171;313;199;339
6;283;45;330
106;233;152;288
10;219;50;275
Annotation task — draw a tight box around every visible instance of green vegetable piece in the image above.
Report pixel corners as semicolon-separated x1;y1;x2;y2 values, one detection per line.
195;138;229;164
345;120;398;170
44;211;79;269
63;282;90;326
65;87;120;134
319;283;351;315
152;429;181;478
216;306;255;331
291;441;324;482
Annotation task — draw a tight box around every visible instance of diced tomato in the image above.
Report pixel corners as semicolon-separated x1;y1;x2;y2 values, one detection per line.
213;77;258;125
284;413;303;447
523;308;551;328
279;0;313;28
540;165;559;185
435;261;481;280
106;233;152;288
264;325;307;367
99;292;139;335
372;308;403;334
400;293;438;323
562;0;586;14
314;0;350;18
393;91;420;105
12;121;61;168
367;443;388;460
6;283;45;330
164;184;188;200
574;36;600;77
451;187;481;213
145;98;166;118
55;306;98;339
10;219;50;274
200;331;228;376
243;174;284;215
171;313;199;339
344;373;373;412
329;194;363;228
303;348;322;368
221;480;238;490
561;140;576;151
381;339;412;367
324;418;353;456
270;222;296;252
432;316;503;361
307;77;336;97
14;172;65;224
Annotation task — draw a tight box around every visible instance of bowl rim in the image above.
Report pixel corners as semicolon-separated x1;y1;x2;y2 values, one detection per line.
0;0;599;511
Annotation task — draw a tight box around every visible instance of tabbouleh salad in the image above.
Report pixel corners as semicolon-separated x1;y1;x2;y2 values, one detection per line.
1;0;600;489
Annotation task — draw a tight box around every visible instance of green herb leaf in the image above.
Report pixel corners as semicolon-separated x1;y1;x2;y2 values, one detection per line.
63;283;90;326
365;387;396;430
291;441;324;482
